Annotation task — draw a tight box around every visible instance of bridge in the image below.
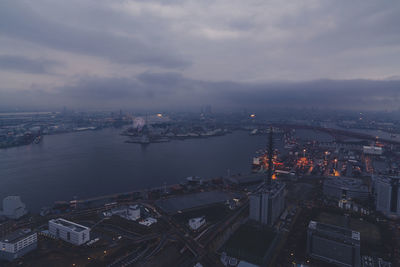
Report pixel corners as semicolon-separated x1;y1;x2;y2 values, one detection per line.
270;123;400;145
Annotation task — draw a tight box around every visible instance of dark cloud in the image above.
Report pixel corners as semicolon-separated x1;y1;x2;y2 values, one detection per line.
137;72;184;85
0;1;189;68
0;55;60;74
0;0;399;111
218;79;400;110
57;76;142;100
2;73;399;111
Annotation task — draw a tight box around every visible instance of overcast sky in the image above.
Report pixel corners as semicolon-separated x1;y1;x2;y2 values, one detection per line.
1;0;399;111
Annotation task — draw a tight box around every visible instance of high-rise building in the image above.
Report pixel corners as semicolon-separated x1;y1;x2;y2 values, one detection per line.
374;176;400;217
201;105;212;115
249;182;285;225
307;221;360;267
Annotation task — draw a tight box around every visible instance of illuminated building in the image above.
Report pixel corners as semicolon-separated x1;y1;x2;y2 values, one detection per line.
249;128;285;226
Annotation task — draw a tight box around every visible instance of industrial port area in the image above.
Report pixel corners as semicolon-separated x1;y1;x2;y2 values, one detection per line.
1;110;400;267
3;0;400;265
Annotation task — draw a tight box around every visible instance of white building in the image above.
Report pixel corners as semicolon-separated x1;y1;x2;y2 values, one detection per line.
0;196;27;219
188;217;206;231
103;205;141;221
374;176;400;218
139;217;157;227
49;218;90;245
363;146;383;155
0;229;37;261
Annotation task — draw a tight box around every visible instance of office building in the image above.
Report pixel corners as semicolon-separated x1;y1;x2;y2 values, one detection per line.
323;177;369;201
49;218;90;245
374;176;400;217
307;221;360;267
0;229;37;261
0;196;27;219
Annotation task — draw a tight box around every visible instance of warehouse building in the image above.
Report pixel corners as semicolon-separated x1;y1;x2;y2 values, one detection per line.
307;220;360;267
323;177;369;201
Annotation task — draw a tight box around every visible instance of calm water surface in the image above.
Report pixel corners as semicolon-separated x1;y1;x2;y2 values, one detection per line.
0;129;270;211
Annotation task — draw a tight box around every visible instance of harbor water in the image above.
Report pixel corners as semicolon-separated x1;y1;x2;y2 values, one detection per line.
0;129;272;211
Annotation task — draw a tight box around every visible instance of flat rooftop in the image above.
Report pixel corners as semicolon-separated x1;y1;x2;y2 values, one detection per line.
0;229;34;243
309;220;360;241
324;176;368;191
374;175;400;184
254;180;285;197
50;218;89;232
156;191;241;215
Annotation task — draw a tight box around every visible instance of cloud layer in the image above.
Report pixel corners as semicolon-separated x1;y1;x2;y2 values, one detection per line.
0;0;399;110
1;73;399;111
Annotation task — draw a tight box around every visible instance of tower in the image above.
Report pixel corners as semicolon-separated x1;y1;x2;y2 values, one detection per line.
249;126;285;226
266;127;274;186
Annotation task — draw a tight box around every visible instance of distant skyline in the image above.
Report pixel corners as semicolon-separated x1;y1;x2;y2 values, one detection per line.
0;0;400;111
